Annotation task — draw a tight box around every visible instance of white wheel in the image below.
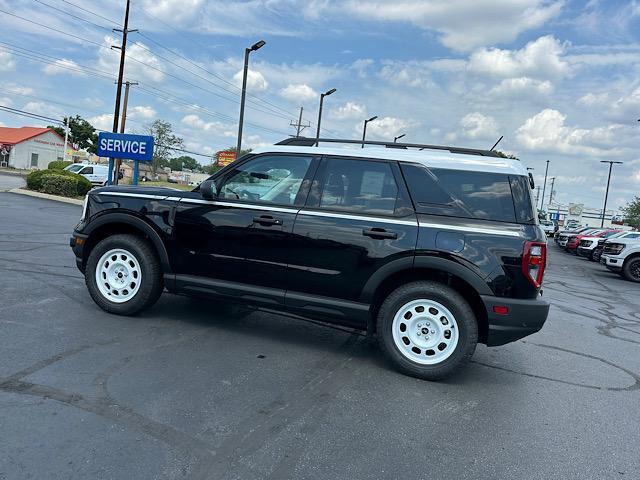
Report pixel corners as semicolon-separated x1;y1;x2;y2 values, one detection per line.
391;299;460;365
94;248;142;303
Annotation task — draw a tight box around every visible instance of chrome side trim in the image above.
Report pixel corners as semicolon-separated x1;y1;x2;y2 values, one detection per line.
97;192;168;200
418;221;522;237
298;209;417;226
179;198;300;214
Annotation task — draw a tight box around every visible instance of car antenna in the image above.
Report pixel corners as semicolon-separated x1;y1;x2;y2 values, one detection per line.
490;135;504;151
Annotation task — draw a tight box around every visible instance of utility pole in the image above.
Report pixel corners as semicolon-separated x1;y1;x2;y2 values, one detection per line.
548;177;555;206
290;106;310;137
540;160;550;211
600;160;623;227
113;81;138;185
108;0;136;185
62;116;69;163
535;186;541;207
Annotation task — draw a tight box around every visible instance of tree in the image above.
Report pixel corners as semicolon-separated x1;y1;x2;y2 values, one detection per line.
48;115;98;154
168;156;199;171
621;196;640;229
146;120;184;173
493;150;519;160
205;164;222;175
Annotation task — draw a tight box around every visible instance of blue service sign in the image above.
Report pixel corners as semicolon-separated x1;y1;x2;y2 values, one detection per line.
550;212;560;220
97;132;154;162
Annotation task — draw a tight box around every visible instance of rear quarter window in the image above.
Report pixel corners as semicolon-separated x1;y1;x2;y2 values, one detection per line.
401;164;532;223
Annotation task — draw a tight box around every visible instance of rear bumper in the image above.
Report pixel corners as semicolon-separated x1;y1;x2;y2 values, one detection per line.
481;295;550;346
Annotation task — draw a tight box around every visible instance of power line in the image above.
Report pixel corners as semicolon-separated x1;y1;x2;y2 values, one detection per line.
34;0;114;31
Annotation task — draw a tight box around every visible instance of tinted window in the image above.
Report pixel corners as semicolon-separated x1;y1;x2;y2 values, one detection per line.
509;175;536;224
80;167;93;174
401;164;517;223
318;158;400;215
219;155;311;206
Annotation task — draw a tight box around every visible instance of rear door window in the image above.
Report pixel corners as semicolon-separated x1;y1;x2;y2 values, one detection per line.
400;164;523;223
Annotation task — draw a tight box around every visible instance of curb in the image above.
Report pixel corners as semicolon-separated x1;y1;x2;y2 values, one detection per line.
0;169;29;178
9;188;84;206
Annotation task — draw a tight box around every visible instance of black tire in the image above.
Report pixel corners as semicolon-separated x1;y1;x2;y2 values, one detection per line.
622;257;640;283
376;281;478;381
592;249;601;262
85;234;163;315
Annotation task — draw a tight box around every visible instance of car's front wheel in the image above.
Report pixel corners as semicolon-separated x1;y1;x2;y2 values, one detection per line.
85;234;163;315
376;281;478;380
622;257;640;283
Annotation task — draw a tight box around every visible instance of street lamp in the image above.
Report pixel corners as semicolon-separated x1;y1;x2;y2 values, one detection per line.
315;88;336;146
600;160;623;227
540;160;550;211
362;115;378;148
394;134;405;143
236;39;266;156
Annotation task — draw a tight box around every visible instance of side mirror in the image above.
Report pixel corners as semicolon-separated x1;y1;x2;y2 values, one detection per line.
200;179;217;200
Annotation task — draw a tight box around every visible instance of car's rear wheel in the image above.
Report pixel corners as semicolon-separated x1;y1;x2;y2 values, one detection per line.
592;248;602;262
376;281;478;380
85;234;163;315
622;257;640;283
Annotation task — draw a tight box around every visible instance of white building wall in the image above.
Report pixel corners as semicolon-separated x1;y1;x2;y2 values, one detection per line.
8;131;67;169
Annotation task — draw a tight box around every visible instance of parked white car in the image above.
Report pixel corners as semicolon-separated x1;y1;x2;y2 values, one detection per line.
64;163;109;185
601;236;640;282
540;220;555;236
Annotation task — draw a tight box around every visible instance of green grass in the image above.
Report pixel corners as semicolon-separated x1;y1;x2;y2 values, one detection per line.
131;180;193;191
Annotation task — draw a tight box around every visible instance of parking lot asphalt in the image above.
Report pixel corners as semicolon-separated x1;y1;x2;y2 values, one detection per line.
1;187;639;480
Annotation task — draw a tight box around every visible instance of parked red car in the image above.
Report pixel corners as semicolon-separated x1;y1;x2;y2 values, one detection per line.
565;229;620;253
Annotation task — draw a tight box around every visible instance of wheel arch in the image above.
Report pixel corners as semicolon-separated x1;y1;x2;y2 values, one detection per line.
81;213;172;273
363;257;491;344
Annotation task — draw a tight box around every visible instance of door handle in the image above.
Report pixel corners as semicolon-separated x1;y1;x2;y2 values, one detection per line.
253;215;282;226
362;228;398;239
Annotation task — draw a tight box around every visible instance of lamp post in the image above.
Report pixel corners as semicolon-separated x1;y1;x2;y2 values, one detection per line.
394;134;405;143
361;115;378;148
600;160;623;227
540;160;550;211
315;88;336;146
236;39;265;156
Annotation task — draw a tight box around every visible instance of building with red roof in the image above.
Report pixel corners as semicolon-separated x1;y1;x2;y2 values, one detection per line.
0;126;77;169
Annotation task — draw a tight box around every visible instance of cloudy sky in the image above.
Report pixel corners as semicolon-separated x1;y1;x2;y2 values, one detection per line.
1;0;639;211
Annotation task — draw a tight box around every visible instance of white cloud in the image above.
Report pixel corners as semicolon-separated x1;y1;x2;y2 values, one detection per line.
89;114;114;132
128;105;157;120
469;35;569;79
330;102;367;120
459;112;499;139
23;101;62;119
98;36;164;83
0;51;16;72
362;116;411;140
0;97;13;107
4;85;34;96
181;114;230;134
379;63;429;88
233;68;268;92
516;108;631;155
279;84;317;103
344;0;563;51
489;77;553;96
43;59;85;76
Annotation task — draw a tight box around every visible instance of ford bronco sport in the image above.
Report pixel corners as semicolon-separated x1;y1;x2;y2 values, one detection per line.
70;137;549;380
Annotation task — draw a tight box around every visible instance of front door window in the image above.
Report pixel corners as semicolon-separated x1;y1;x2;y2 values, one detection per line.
219;155;312;206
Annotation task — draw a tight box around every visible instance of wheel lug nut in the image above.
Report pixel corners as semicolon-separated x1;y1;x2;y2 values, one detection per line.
431;330;435;334
426;322;430;326
418;323;422;327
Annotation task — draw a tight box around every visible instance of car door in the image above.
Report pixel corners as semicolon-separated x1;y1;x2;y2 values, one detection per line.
172;154;316;305
285;156;418;325
78;166;95;183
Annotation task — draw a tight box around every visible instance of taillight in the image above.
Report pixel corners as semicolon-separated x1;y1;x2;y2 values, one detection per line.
522;241;546;288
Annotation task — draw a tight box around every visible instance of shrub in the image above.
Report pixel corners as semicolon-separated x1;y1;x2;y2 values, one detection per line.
26;169;92;197
47;160;72;170
40;174;78;197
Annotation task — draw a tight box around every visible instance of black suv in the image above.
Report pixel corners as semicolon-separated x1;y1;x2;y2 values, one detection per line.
70;138;549;380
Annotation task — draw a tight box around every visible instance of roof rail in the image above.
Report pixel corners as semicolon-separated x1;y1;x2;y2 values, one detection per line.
275;137;504;158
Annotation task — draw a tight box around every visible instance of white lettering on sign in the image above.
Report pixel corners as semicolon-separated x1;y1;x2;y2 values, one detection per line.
101;137;149;156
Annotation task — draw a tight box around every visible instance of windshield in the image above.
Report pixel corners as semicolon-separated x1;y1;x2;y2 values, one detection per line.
65;164;84;173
